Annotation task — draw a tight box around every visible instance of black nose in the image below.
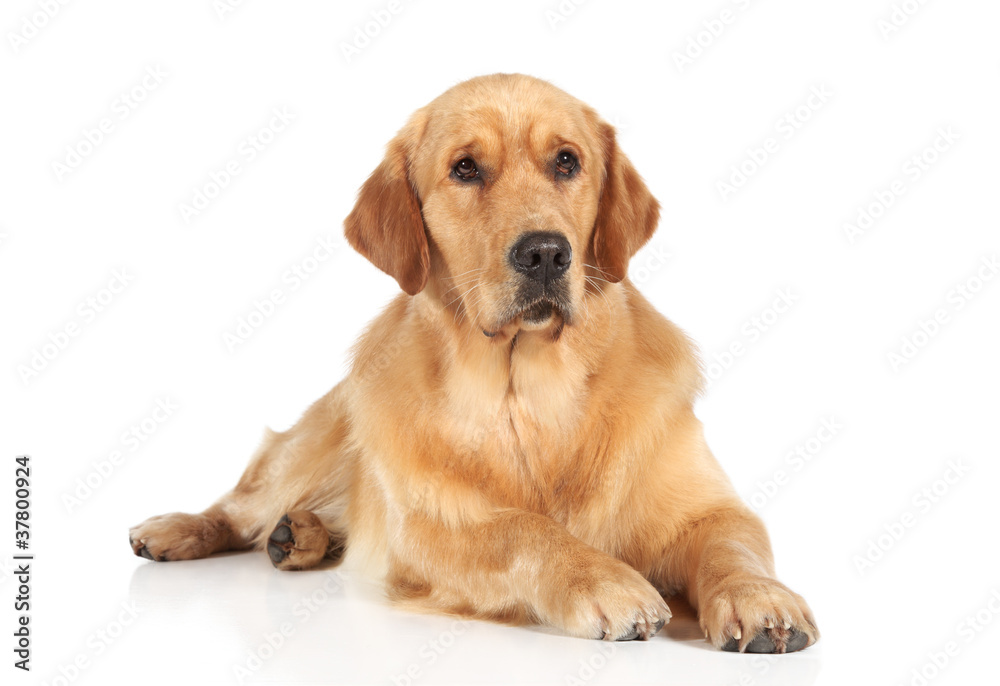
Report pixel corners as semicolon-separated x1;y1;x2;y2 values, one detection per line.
509;232;572;283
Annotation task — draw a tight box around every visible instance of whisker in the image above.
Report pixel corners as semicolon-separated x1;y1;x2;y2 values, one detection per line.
583;262;618;280
585;276;613;312
445;281;482;311
442;267;486;282
454;283;489;329
440;273;487;299
461;289;489;326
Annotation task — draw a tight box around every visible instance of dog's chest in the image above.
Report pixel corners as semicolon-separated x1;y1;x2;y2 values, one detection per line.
443;339;594;496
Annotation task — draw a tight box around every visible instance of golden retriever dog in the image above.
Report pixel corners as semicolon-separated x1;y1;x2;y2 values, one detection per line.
130;74;818;653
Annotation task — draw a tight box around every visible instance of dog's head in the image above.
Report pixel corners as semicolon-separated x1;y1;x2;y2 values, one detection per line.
345;74;659;337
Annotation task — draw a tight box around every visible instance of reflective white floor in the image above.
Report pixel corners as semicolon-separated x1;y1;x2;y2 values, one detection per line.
107;552;823;686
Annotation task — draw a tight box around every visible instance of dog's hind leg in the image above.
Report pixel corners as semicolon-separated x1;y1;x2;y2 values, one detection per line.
129;384;354;566
263;510;346;571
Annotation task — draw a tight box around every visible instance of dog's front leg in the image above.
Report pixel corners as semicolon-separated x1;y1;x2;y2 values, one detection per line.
388;508;670;641
675;507;819;653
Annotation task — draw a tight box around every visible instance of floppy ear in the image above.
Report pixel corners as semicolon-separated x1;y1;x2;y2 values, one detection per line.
590;122;660;283
344;123;429;296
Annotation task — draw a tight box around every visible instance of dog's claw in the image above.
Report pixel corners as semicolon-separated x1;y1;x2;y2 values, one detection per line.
131;535;157;561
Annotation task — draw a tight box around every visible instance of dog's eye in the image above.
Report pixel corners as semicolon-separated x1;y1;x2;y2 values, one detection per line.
556;151;578;176
453;157;479;181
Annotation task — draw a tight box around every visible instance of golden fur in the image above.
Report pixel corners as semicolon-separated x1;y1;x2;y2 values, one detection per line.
130;74;818;652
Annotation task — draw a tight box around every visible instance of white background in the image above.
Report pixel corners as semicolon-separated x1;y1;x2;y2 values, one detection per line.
2;1;998;685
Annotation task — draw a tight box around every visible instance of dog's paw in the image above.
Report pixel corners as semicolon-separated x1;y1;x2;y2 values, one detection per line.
129;512;225;562
557;559;671;641
700;575;818;653
266;510;331;571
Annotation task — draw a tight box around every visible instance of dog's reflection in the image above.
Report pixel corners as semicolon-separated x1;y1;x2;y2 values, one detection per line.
128;556;820;685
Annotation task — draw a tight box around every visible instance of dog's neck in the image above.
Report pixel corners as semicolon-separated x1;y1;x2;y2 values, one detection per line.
414;283;626;452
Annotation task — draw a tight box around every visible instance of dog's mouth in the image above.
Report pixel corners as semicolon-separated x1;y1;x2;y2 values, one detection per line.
482;295;570;338
521;300;556;324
